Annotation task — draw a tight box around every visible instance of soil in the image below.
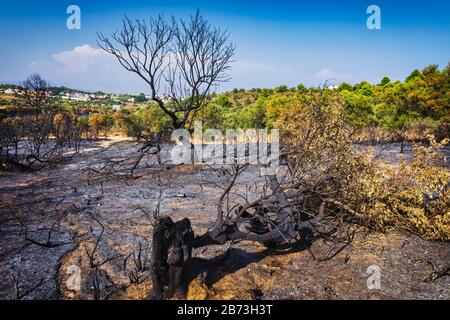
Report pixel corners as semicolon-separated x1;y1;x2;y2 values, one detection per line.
0;137;448;300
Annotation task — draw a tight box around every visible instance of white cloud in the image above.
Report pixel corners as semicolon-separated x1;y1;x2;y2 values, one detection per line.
42;44;148;93
52;44;109;74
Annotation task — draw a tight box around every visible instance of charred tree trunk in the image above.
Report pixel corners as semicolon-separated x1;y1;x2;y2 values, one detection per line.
149;173;302;299
149;217;194;299
146;165;332;300
400;139;405;153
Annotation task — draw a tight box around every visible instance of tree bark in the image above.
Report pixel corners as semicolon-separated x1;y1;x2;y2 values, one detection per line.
149;217;194;299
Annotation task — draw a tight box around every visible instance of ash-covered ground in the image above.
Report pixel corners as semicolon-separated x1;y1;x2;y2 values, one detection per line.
0;137;448;300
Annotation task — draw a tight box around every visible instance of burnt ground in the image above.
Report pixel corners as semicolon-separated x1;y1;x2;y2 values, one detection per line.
0;137;448;300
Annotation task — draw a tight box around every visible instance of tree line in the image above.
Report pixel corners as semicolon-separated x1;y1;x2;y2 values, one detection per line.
198;63;449;143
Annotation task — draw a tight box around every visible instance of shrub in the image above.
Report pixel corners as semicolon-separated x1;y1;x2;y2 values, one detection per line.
277;91;449;240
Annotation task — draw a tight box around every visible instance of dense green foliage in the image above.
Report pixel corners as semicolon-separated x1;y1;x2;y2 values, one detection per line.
196;63;449;141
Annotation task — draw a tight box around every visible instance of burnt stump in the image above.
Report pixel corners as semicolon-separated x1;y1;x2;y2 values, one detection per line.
150;217;194;299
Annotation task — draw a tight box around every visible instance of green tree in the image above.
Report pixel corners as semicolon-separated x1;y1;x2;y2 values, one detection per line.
141;105;172;134
380;76;391;86
406;69;422;82
296;83;308;93
338;82;353;91
239;97;267;128
135;93;147;103
341;90;375;128
274;85;288;93
373;102;418;152
198;94;232;130
353;81;374;96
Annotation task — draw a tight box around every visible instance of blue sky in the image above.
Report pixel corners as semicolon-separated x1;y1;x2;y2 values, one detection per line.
0;0;449;93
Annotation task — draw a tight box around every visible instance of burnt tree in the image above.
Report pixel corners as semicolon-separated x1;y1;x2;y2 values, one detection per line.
97;11;355;300
98;10;235;129
98;12;237;298
0;74;81;171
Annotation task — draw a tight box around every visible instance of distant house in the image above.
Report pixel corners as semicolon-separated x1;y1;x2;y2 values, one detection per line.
60;92;90;101
112;104;122;111
4;89;15;95
75;93;89;101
